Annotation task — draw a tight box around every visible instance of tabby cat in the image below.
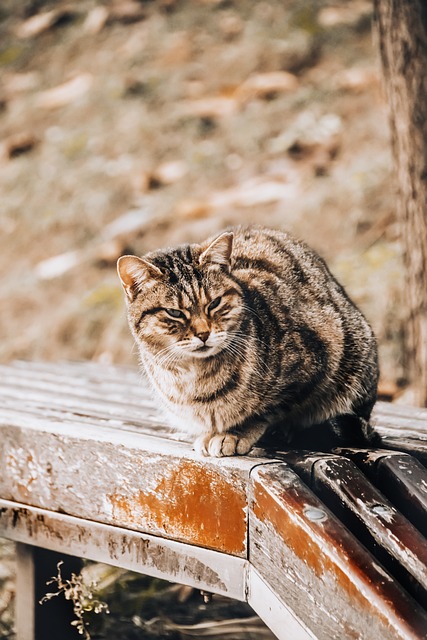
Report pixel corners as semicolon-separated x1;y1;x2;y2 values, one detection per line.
117;225;379;457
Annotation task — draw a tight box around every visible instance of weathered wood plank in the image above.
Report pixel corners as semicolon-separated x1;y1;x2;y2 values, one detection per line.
15;543;83;640
0;418;273;557
247;566;316;640
0;366;154;406
3;361;427;640
0;377;155;411
311;457;427;606
3;363;427;448
283;451;427;606
15;543;36;640
1;500;247;600
336;448;427;538
0;362;175;439
0;390;172;438
3;360;141;383
249;463;427;640
377;455;427;537
374;401;427;423
372;403;427;462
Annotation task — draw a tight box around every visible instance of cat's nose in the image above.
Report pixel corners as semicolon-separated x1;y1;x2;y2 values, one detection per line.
196;331;210;343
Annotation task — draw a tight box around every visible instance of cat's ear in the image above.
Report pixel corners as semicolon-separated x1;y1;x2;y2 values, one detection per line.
117;255;163;301
199;232;233;270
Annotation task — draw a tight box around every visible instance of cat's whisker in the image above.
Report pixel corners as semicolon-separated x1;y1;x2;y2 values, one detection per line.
154;344;183;369
227;334;276;378
240;303;265;324
232;329;271;351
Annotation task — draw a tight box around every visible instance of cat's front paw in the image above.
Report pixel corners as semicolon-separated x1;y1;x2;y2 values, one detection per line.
194;434;253;457
193;434;236;457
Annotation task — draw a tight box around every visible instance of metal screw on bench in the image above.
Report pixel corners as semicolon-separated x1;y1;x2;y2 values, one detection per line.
200;590;213;603
304;506;327;522
371;504;391;515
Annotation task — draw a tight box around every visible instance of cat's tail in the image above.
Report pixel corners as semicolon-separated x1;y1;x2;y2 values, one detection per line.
329;414;382;448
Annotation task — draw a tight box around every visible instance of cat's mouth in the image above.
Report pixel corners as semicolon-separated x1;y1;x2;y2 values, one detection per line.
190;343;219;358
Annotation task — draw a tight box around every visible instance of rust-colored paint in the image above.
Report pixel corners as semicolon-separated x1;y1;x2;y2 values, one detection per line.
252;476;421;635
253;478;353;581
109;459;247;555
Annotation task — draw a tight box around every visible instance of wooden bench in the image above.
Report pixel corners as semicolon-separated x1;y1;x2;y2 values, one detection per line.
1;360;427;639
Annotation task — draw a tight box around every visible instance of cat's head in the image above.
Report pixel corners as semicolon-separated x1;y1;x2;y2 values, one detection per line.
117;232;244;363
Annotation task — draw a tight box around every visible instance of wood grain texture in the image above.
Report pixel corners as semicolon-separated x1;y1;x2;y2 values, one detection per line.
247;567;315;640
249;463;427;640
2;361;427;640
15;543;35;640
310;456;427;607
1;499;247;600
336;448;427;538
0;362;277;557
0;422;265;556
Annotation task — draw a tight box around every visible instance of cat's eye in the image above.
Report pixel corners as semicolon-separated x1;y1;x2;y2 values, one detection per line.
165;308;185;319
208;297;221;312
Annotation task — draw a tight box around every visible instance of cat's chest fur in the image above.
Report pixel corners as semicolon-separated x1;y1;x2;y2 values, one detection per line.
143;353;250;436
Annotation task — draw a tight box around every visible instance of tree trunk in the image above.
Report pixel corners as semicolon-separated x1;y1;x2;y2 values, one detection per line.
373;0;427;406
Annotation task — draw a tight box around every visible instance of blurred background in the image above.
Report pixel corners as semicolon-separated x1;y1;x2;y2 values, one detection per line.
0;0;404;392
0;0;406;637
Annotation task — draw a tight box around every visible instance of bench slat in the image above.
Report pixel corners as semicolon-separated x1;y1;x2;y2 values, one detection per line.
336;448;427;539
0;387;172;436
0;499;247;600
2;361;427;640
0;365;153;403
250;463;427;640
374;401;427;423
0;418;270;557
312;457;427;604
283;451;427;605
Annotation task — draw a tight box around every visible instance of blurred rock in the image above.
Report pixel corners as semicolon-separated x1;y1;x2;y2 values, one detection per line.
102;208;155;240
123;77;149;98
318;2;372;28
218;11;244;40
270;31;319;73
151;160;188;186
174;176;298;220
35;74;93;109
3;71;40;96
15;7;78;38
83;6;109;35
109;0;146;23
95;240;127;267
0;132;38;161
157;31;192;67
269;112;342;174
131;169;151;193
377;379;400;402
175;199;212;220
158;0;179;11
209;177;298;209
179;96;238;119
235;71;298;102
183;80;205;99
334;66;380;93
35;250;82;280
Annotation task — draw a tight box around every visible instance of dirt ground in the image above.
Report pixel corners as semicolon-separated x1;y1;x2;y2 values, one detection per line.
0;1;408;637
0;0;405;387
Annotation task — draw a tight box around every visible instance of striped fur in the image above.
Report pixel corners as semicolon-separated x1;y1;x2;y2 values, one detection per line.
117;225;379;457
